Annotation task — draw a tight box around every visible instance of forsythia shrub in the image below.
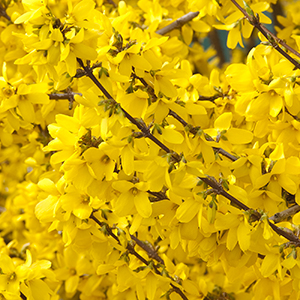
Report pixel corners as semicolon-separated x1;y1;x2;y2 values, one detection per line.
2;0;300;299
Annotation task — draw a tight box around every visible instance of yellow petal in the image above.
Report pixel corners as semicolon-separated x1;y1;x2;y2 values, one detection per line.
146;272;158;300
278;174;297;194
18;99;35;123
112;180;134;192
182;24;193;45
134;192;152;218
162;127;184;144
226;128;253;144
176;199;200;223
269;93;282;117
73;43;97;60
38;178;57;194
237;221;250;252
214;112;232;131
185;103;206;115
260;254;280;277
191;20;210;32
65;275;79;294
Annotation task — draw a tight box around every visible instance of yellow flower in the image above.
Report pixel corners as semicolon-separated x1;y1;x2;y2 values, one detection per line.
0;250;52;296
110;43;152;78
61;28;98;77
112;180;152;218
14;0;49;25
1;83;49;123
60;189;93;220
83;143;117;181
55;246;93;296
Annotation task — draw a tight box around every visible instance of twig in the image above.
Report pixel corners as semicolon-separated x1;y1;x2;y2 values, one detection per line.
209;29;226;66
48;92;82;100
77;58;300;247
90;212;149;264
130;235;164;264
0;4;11;22
198;95;221;101
77;58;180;160
156;12;199;35
200;176;254;213
201;175;300;246
105;0;117;8
75;62;102;78
268;220;300;246
133;73;238;162
48;91;80;109
269;205;300;224
148;191;169;202
90;212;188;300
168;110;238;161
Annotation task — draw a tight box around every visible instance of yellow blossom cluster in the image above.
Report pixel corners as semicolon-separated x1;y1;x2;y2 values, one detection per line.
1;0;300;299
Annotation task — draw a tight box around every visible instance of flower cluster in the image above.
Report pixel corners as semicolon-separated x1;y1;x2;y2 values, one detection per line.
1;0;300;299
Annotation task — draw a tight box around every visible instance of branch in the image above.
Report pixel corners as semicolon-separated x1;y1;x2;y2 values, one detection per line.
48;91;80;109
198;95;221;101
200;175;300;246
77;58;180;161
89;212;188;300
200;176;255;213
148;191;169;202
156;12;199;35
48;92;82;100
209;29;226;67
105;0;117;8
90;212;149;265
269;205;300;224
130;235;164;264
0;4;11;22
134;74;238;162
77;58;300;247
268;220;300;246
75;62;102;78
168;110;238;161
230;0;300;69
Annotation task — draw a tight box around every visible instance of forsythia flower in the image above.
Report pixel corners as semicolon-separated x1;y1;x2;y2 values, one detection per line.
112;180;152;218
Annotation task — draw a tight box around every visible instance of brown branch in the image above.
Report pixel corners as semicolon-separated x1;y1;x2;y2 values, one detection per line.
269;205;300;224
200;176;254;213
156;12;199;35
90;212;188;300
48;92;82;100
268;220;300;246
200;175;300;246
0;4;11;22
78;57;300;248
89;213;120;242
168;110;238;161
75;62;102;78
148;191;169;202
48;90;80;109
133;73;238;162
130;235;164;264
209;29;226;67
77;58;180;160
105;0;117;8
198;95;221;101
